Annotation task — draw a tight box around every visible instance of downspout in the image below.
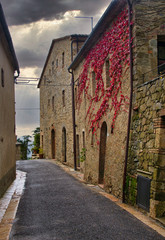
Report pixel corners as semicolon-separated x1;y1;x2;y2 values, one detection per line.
70;37;85;170
68;68;77;171
122;0;133;203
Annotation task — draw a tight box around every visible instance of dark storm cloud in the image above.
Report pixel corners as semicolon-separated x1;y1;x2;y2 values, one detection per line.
17;49;45;68
0;0;110;26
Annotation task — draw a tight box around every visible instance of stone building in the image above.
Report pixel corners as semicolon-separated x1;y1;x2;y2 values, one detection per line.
0;3;19;197
38;35;88;166
68;0;165;219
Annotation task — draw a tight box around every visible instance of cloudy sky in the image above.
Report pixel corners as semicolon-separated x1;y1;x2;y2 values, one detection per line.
1;0;110;138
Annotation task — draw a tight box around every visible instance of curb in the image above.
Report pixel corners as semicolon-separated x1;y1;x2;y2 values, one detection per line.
0;170;26;240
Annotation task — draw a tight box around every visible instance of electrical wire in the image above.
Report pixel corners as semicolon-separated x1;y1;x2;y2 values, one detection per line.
16;107;40;110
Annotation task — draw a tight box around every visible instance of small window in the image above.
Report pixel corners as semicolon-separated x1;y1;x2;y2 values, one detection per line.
52;61;54;74
82;131;85;149
52;96;54;111
62;90;65;107
62;52;65;68
92;71;96;96
91;127;94;146
1;68;4;87
106;59;110;88
41;135;43;148
49;69;51;76
56;59;58;68
158;36;165;74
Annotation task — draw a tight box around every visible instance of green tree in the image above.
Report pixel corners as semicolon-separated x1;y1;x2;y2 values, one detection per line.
32;127;40;154
17;135;32;160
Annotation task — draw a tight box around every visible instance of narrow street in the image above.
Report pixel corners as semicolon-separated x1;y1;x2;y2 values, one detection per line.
9;160;164;240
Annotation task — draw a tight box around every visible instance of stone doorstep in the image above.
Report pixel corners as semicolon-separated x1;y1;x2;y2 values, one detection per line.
156;217;165;227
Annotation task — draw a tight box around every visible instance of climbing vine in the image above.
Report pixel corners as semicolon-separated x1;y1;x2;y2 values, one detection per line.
77;9;130;139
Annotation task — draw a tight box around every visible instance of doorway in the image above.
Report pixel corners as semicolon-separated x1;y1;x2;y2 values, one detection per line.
51;129;55;159
62;127;67;162
99;121;107;184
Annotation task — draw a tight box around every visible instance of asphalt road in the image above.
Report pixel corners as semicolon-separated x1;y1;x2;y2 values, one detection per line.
9;160;164;240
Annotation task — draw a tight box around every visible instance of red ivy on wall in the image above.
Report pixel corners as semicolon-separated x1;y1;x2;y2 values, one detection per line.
77;9;130;138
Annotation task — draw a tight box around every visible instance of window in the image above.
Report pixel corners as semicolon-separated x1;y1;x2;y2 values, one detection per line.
52;96;54;111
1;68;4;87
91;127;94;146
52;61;54;74
158;36;165;74
82;131;85;149
56;59;58;68
62;90;65;107
41;135;43;148
49;69;51;76
92;71;96;96
106;59;110;88
62;52;65;68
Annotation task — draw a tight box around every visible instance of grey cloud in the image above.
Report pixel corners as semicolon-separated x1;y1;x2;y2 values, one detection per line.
17;49;45;68
1;0;110;26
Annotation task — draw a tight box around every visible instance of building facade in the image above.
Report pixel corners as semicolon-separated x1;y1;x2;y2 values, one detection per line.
38;35;88;167
69;0;165;219
0;3;19;197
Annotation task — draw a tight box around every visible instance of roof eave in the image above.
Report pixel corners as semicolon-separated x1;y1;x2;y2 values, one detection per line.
38;34;89;88
68;0;127;71
0;3;20;74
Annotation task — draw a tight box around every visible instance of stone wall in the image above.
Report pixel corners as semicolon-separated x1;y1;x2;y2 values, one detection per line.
74;5;131;200
72;0;165;216
126;0;165;219
133;0;165;86
127;75;165;218
39;35;87;167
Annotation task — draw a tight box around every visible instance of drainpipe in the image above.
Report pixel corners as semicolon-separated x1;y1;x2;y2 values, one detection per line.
122;0;133;203
68;68;77;171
